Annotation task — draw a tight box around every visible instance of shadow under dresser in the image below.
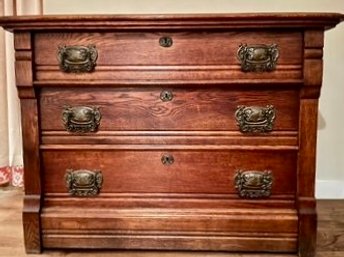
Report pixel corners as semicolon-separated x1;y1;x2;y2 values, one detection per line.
0;13;343;257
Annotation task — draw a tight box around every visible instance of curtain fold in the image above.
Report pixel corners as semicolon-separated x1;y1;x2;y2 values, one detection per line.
0;0;23;187
0;0;42;187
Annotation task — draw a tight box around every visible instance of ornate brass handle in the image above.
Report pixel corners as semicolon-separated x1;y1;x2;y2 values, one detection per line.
160;90;173;102
235;170;273;199
57;45;98;73
62;106;101;133
235;105;275;133
65;169;103;197
237;44;279;72
161;154;174;166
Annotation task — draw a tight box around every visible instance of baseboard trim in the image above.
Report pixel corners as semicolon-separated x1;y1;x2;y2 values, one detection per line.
316;179;344;199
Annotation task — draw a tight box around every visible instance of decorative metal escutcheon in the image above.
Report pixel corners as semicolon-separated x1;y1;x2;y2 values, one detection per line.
161;154;174;166
57;45;98;73
160;90;173;102
62;106;101;133
235;105;275;133
65;169;103;197
235;170;273;199
159;36;173;47
237;44;279;72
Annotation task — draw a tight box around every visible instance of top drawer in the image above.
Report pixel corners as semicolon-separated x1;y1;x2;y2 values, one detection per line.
34;31;303;81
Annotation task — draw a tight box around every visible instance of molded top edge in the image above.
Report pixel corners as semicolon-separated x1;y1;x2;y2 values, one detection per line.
0;12;343;31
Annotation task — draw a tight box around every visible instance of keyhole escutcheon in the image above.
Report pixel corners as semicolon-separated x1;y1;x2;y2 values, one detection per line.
160;90;173;102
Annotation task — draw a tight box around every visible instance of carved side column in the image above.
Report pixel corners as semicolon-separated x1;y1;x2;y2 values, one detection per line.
14;31;42;253
298;30;324;257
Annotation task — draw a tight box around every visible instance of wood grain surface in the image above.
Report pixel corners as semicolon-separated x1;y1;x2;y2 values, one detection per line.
2;13;343;256
41;149;296;195
33;31;302;82
1;189;343;257
0;13;343;31
34;31;302;66
39;87;299;131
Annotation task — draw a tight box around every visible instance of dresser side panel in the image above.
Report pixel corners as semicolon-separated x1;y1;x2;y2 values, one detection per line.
14;31;42;253
297;29;324;257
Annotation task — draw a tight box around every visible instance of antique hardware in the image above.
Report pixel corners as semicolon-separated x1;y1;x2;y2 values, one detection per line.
159;36;173;47
57;45;98;73
235;170;273;199
65;169;103;197
161;154;174;165
62;106;101;133
237;44;279;72
160;90;173;102
235;105;275;133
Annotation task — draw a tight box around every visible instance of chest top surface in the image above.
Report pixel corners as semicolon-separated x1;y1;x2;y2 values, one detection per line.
0;12;343;31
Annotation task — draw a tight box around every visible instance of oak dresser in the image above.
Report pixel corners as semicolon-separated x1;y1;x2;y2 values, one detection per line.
0;13;343;256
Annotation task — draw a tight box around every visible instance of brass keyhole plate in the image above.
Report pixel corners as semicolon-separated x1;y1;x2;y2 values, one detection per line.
160;90;173;102
161;154;174;165
159;37;173;47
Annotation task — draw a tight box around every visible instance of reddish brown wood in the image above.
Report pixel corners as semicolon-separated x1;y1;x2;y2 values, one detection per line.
43;195;296;209
41;149;296;195
34;31;302;66
39;87;299;131
31;31;303;83
14;32;42;254
0;13;343;31
40;131;298;146
40;208;298;251
297;29;325;257
0;13;343;256
41;207;298;233
35;70;303;85
41;234;297;252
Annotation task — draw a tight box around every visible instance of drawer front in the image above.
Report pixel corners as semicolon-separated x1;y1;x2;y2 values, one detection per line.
34;31;302;81
41;150;296;196
39;87;299;132
41;207;298;251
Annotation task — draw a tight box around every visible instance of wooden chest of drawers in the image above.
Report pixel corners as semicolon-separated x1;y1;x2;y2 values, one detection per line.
1;13;343;256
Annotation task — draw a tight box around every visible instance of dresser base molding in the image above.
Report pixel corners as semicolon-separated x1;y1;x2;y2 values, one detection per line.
23;195;42;254
42;234;297;252
0;13;343;256
41;207;298;252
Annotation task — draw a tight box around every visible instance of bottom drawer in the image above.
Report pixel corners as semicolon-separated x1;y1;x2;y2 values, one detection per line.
41;207;298;252
41;149;297;197
41;149;298;252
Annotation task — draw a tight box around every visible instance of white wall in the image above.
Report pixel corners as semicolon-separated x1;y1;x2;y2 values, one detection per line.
44;0;344;198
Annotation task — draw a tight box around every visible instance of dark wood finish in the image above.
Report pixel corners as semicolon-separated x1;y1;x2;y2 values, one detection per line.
41;149;296;195
33;31;303;82
40;131;298;146
297;30;325;257
0;13;343;256
39;87;299;131
0;13;343;31
1;189;344;257
35;32;302;66
14;32;42;254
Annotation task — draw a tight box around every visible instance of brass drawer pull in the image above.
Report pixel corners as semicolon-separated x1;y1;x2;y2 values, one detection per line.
65;169;103;197
237;44;279;72
160;90;173;102
235;170;273;199
161;154;174;166
57;45;98;73
235;105;275;133
62;106;101;133
159;36;173;47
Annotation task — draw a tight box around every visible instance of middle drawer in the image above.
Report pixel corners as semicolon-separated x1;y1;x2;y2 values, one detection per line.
39;87;299;131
